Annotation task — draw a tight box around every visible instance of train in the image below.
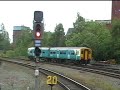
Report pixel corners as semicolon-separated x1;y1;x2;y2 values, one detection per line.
27;47;92;65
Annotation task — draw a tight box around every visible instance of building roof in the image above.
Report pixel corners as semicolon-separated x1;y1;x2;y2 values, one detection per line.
95;20;111;24
13;26;30;31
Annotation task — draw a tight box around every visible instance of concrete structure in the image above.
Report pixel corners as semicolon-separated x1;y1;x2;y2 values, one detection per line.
13;25;31;44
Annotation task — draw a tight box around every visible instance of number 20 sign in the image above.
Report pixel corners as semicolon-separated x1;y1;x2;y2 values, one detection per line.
47;76;58;85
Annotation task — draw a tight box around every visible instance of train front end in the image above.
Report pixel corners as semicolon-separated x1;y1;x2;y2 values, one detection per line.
80;48;92;65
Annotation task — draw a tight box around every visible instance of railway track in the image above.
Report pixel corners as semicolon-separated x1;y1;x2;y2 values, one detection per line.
0;58;91;90
85;64;120;74
41;62;120;79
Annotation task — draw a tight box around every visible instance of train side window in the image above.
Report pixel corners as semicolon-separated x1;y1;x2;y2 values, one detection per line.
63;52;66;54
60;51;63;54
53;52;56;54
71;52;75;55
60;52;62;54
60;51;66;54
42;52;45;53
50;52;55;54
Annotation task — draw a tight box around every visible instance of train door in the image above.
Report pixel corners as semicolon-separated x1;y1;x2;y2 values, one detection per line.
67;50;70;59
57;50;59;58
81;49;89;64
84;49;89;60
70;50;76;60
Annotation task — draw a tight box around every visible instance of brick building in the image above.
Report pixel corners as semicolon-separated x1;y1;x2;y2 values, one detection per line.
112;1;120;20
13;25;31;45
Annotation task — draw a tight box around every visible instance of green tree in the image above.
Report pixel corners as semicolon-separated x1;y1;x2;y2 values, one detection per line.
15;29;33;56
42;31;53;47
66;13;86;45
73;13;85;33
111;19;120;63
0;23;10;51
66;17;112;61
50;23;66;47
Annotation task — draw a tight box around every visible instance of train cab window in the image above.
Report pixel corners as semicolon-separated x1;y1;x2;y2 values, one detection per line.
88;50;91;54
81;50;83;54
30;51;32;53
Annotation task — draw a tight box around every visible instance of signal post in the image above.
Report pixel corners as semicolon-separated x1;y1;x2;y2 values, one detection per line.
33;11;44;90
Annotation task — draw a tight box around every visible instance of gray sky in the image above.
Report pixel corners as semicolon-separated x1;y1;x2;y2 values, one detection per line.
0;1;112;43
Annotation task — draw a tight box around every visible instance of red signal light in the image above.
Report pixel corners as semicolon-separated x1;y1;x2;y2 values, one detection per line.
35;24;41;39
36;32;41;37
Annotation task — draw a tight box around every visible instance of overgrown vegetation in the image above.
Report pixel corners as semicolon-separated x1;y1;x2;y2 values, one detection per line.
5;29;33;58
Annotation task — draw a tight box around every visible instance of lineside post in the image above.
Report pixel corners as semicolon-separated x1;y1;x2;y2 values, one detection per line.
33;11;44;90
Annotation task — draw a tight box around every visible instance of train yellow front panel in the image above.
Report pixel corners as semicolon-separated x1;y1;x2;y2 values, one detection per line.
85;50;88;60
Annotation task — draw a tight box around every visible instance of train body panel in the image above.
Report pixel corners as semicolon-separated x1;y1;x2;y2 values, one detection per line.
27;47;35;60
40;47;50;58
59;50;68;59
49;49;57;59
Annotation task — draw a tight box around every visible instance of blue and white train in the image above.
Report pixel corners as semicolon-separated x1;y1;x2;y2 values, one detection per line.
28;47;92;65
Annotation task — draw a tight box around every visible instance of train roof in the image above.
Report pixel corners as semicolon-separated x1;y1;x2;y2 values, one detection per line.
28;47;34;50
50;47;90;50
51;47;87;48
28;47;91;50
28;47;49;50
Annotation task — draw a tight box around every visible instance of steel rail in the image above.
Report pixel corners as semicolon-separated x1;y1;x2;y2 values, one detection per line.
0;58;91;90
41;62;120;79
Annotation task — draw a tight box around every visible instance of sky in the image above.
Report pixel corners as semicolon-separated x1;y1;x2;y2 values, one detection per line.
0;1;112;43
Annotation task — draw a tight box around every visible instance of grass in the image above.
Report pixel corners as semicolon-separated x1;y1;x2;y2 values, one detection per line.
0;62;35;90
87;77;118;90
69;72;120;90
